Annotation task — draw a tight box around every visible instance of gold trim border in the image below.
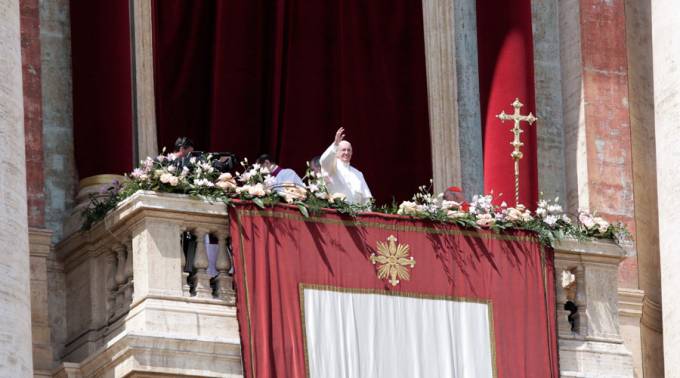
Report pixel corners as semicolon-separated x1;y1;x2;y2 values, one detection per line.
298;283;498;378
540;245;558;377
236;208;537;243
234;210;257;378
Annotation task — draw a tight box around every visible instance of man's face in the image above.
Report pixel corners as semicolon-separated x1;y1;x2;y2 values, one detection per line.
444;190;465;203
337;141;352;163
260;160;273;170
310;160;321;174
178;146;194;158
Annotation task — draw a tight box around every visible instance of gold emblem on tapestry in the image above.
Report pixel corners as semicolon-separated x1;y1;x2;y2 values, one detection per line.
370;235;415;286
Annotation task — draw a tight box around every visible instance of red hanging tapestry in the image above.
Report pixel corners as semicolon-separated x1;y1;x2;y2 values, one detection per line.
230;202;558;377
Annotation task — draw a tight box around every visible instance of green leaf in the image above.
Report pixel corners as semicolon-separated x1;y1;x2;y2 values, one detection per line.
297;204;310;218
253;197;265;209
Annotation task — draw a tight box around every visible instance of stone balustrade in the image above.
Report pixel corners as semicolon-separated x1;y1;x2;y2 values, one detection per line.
54;191;241;377
553;239;635;377
51;190;634;377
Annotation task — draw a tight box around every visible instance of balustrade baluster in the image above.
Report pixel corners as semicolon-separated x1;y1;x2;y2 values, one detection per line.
180;227;191;295
215;231;234;303
193;227;212;298
113;243;127;317
124;238;134;306
105;250;118;322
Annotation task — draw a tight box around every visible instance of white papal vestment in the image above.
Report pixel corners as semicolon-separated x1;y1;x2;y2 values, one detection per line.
320;143;372;206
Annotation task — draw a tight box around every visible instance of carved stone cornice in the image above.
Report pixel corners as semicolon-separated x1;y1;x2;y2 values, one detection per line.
618;288;644;319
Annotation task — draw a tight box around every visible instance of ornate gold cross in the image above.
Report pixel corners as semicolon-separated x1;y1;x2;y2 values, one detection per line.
496;98;537;205
370;235;415;286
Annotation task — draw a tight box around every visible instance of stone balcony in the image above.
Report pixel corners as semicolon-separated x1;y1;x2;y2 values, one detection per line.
52;191;242;377
46;191;635;377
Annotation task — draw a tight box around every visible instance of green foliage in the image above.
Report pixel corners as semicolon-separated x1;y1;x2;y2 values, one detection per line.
82;157;630;248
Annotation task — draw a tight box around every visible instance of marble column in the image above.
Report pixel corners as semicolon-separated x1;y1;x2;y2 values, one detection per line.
625;0;664;377
0;0;34;375
131;0;158;161
651;0;680;375
531;0;567;203
421;0;483;196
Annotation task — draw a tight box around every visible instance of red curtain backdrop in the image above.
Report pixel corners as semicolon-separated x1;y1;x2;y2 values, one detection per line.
70;1;133;178
476;0;538;206
151;0;432;204
230;202;559;377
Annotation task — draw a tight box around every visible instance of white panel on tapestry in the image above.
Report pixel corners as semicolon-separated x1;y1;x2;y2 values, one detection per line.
302;287;494;378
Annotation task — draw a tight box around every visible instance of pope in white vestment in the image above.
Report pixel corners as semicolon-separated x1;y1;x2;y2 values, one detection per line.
320;127;372;206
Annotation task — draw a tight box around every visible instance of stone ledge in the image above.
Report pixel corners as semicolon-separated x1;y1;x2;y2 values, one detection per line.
559;339;634;378
553;238;626;264
62;332;242;378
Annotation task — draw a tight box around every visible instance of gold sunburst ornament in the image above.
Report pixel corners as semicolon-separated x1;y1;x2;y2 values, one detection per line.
370;235;416;286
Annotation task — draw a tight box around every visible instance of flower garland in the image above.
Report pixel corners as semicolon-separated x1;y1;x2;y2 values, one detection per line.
82;153;629;247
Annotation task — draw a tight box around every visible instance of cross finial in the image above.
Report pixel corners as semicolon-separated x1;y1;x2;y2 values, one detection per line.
496;98;538;205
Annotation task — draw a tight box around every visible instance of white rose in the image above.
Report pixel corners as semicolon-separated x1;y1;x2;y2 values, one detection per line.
505;208;523;222
476;213;496;227
441;200;459;210
544;214;558;226
594;217;610;233
167;165;177;173
217;180;236;191
536;207;547;218
398;201;418;216
218;172;233;181
248;183;266;197
447;210;466;219
160;172;173;184
579;212;596;230
168;176;179;186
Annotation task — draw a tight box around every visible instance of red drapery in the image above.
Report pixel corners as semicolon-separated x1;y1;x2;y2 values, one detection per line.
70;1;133;178
151;0;432;204
476;0;538;206
230;202;559;377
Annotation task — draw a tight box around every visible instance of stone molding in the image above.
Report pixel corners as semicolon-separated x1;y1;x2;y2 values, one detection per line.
641;296;663;334
618;288;644;320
